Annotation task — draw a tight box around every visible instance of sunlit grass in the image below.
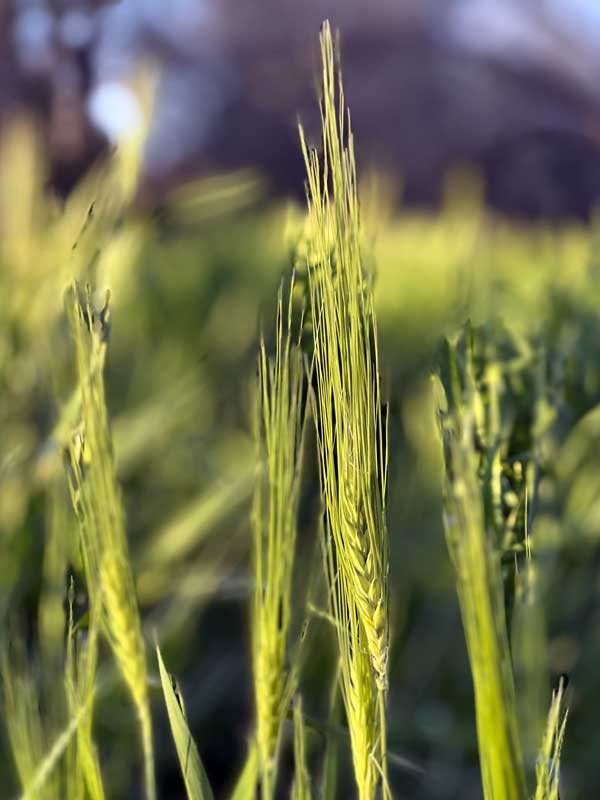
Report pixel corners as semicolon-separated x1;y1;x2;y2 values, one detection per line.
300;22;389;798
6;17;600;800
66;284;155;800
251;280;308;798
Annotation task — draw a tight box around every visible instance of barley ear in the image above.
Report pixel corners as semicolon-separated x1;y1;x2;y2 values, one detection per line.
534;677;568;800
252;278;307;799
299;20;389;798
435;333;527;800
65;283;155;800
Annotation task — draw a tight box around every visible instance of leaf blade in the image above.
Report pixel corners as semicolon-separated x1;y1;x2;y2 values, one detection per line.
156;644;214;800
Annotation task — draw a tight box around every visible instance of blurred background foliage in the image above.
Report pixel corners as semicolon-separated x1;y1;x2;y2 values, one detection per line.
3;91;600;797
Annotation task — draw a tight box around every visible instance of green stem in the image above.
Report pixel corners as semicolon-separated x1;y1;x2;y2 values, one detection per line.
378;688;390;800
138;700;156;800
261;767;274;800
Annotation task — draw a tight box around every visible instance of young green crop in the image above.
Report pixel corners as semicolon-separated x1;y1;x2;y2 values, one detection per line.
436;335;528;800
251;280;308;799
535;677;568;800
66;284;155;800
64;588;105;800
299;21;390;799
436;327;570;800
3;17;593;800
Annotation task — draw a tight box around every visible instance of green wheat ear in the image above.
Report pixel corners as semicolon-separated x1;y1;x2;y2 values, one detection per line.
534;678;568;800
64;585;105;800
435;333;527;800
299;20;390;799
322;527;380;800
251;277;308;800
65;282;155;800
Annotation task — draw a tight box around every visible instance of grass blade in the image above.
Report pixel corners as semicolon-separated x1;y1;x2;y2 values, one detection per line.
156;644;214;800
229;741;259;800
17;699;94;800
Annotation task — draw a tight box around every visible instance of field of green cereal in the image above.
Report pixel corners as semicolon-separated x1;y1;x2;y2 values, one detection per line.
2;22;600;800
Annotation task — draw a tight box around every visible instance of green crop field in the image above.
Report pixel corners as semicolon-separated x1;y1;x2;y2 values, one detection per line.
2;22;600;800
